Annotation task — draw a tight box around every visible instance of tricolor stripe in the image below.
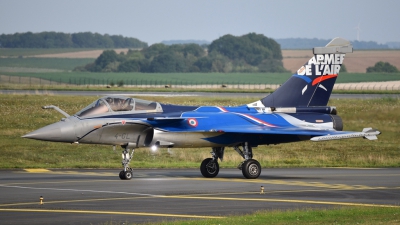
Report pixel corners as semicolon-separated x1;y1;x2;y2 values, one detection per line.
312;74;337;86
216;107;228;112
235;113;277;127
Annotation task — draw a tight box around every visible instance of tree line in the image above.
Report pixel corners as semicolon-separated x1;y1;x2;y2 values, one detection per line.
276;38;390;49
367;61;399;73
75;33;288;73
0;32;148;48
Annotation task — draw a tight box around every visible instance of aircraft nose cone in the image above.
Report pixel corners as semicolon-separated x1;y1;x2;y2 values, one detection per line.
22;123;62;141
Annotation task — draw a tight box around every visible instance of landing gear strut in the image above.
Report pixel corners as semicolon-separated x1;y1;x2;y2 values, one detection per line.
200;147;224;178
119;147;134;180
234;142;261;179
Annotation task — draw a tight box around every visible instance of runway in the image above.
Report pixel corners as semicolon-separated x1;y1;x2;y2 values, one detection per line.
0;168;399;224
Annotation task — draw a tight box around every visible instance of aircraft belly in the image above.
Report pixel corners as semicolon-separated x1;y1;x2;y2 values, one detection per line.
152;131;227;148
152;129;313;148
202;133;310;146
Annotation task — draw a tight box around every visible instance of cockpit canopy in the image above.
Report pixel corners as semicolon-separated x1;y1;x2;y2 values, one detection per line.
75;96;162;117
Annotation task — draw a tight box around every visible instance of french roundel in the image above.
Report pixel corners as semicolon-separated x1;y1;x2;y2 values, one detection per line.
187;118;198;127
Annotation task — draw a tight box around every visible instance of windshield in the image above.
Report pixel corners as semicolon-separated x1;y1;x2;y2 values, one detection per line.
75;96;161;117
76;99;110;117
104;97;134;112
134;99;157;111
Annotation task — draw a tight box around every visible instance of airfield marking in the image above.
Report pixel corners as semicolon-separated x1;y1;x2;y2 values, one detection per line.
0;184;398;210
20;169;168;178
325;167;383;170
0;188;336;207
0;177;184;187
182;177;398;190
0;195;398;212
0;196;156;207
160;195;400;208
0;184;163;197
22;169;118;177
24;169;52;173
4;177;397;192
0;208;225;219
9;169;400;191
0;184;331;202
0;179;118;186
21;169;400;178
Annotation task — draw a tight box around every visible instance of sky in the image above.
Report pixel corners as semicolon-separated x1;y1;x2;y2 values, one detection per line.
1;0;399;45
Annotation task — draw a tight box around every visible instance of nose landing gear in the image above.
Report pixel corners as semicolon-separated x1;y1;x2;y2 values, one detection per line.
200;147;224;178
119;147;134;180
200;158;219;178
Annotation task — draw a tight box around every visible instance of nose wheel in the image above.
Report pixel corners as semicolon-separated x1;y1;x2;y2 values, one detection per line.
200;158;219;178
119;169;133;180
200;147;224;178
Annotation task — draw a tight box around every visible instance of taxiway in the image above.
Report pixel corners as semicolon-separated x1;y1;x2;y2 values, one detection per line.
0;168;399;224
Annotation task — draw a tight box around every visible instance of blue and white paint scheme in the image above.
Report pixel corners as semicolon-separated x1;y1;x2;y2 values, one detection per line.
23;38;380;180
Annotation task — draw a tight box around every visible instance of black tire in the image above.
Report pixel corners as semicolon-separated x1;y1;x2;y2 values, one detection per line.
119;171;126;180
241;159;261;179
200;158;219;178
124;171;133;180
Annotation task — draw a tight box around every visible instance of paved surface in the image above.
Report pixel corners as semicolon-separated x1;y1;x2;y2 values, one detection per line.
1;89;400;99
0;168;399;224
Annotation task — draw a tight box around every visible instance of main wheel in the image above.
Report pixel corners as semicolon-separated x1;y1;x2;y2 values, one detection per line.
119;170;126;180
124;171;133;180
241;159;261;179
200;158;219;178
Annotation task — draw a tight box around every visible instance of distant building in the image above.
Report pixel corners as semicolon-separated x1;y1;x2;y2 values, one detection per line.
387;42;400;49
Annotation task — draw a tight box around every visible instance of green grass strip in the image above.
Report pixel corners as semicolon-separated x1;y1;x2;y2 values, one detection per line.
148;207;400;225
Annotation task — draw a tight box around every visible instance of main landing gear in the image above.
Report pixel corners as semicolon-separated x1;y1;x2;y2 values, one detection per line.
234;142;261;179
200;143;261;179
119;147;134;180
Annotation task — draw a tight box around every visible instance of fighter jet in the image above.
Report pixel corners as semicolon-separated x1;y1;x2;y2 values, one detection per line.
23;38;380;180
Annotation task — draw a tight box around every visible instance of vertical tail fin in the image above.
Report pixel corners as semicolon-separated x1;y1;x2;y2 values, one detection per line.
258;37;352;107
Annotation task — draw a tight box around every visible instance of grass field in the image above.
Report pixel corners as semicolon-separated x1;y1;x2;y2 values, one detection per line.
2;48;399;74
0;94;399;169
0;58;94;71
2;71;400;85
2;48;400;75
151;207;400;225
2;82;400;94
1;47;400;86
0;48;102;57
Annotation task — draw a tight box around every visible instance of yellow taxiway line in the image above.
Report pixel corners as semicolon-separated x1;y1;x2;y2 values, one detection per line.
0;208;225;219
5;169;398;210
182;177;398;190
0;190;398;209
19;169;400;190
159;195;400;208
